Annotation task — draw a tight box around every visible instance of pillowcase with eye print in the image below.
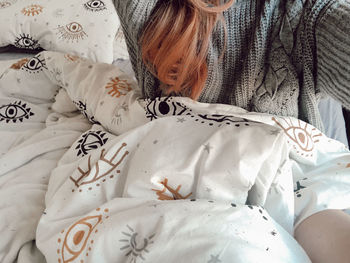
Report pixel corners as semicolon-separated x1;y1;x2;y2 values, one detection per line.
0;0;120;63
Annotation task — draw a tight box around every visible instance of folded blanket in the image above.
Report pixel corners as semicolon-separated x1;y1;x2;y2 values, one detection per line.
0;51;349;263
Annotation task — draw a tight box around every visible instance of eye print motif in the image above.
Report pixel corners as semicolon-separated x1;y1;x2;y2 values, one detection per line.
84;0;107;12
70;143;128;192
21;54;47;73
272;117;322;156
145;97;191;121
105;77;132;98
57;208;109;263
56;22;87;43
75;130;108;157
145;97;255;127
0;101;34;123
73;101;101;125
21;4;43;16
119;225;155;263
14;33;41;50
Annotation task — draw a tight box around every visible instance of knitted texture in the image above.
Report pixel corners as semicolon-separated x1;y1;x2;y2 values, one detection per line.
114;0;350;131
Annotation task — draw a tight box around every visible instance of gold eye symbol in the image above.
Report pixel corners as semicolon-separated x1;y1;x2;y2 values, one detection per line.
60;215;102;262
66;22;82;33
84;0;106;12
272;117;322;154
56;22;87;42
22;55;47;73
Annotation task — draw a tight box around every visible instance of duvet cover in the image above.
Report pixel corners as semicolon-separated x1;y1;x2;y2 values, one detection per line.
0;51;349;263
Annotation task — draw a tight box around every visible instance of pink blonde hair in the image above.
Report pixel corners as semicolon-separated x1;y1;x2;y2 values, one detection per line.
141;0;234;99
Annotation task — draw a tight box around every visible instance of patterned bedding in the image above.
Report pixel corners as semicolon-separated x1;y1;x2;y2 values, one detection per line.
0;51;349;263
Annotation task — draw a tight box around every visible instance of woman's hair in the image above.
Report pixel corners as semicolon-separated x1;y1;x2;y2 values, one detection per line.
141;0;234;99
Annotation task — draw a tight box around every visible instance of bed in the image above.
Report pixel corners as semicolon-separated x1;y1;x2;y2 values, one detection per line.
0;1;349;263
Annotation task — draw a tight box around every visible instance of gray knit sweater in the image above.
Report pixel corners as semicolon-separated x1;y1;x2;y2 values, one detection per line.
114;0;350;131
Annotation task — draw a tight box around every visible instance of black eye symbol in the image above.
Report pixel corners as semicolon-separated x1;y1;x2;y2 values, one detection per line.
22;55;47;73
0;101;34;123
145;97;189;121
84;0;106;11
14;33;40;50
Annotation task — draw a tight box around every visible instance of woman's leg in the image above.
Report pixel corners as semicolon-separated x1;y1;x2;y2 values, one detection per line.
295;209;350;263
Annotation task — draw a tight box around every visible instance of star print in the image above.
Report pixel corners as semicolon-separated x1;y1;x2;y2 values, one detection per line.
208;254;221;263
153;140;158;144
271;230;277;236
203;143;212;153
205;187;212;193
177;117;186;123
16;78;21;84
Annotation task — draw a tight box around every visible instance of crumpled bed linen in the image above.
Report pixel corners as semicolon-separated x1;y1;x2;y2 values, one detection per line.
0;51;349;263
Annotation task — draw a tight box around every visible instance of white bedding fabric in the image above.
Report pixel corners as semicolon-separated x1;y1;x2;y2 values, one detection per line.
0;51;349;263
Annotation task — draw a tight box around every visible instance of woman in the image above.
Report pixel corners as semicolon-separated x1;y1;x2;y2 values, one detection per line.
113;0;350;261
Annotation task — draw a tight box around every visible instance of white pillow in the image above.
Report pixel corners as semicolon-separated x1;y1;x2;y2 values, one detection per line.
0;0;120;63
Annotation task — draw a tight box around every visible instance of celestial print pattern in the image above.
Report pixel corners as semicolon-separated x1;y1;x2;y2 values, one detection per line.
119;225;155;263
105;76;132;98
152;178;192;200
70;143;129;192
272;117;322;157
0;101;34;123
13;33;41;50
84;0;106;12
56;22;88;43
57;208;109;263
75;130;108;157
21;54;47;73
21;4;44;16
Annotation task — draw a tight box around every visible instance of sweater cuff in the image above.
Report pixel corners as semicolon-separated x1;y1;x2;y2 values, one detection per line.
316;0;350;109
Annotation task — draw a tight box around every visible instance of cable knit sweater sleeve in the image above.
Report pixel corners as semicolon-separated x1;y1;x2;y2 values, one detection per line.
315;0;350;109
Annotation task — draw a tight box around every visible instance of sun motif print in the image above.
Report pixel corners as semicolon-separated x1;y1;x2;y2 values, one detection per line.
56;22;88;43
84;0;107;12
105;77;132;98
14;33;41;50
75;130;109;157
119;225;156;263
21;54;47;73
57;208;110;263
272;117;322;157
70;143;129;192
152;178;192;200
21;4;43;16
0;101;34;123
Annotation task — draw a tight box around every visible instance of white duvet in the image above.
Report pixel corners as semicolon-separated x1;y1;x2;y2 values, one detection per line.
0;51;349;263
